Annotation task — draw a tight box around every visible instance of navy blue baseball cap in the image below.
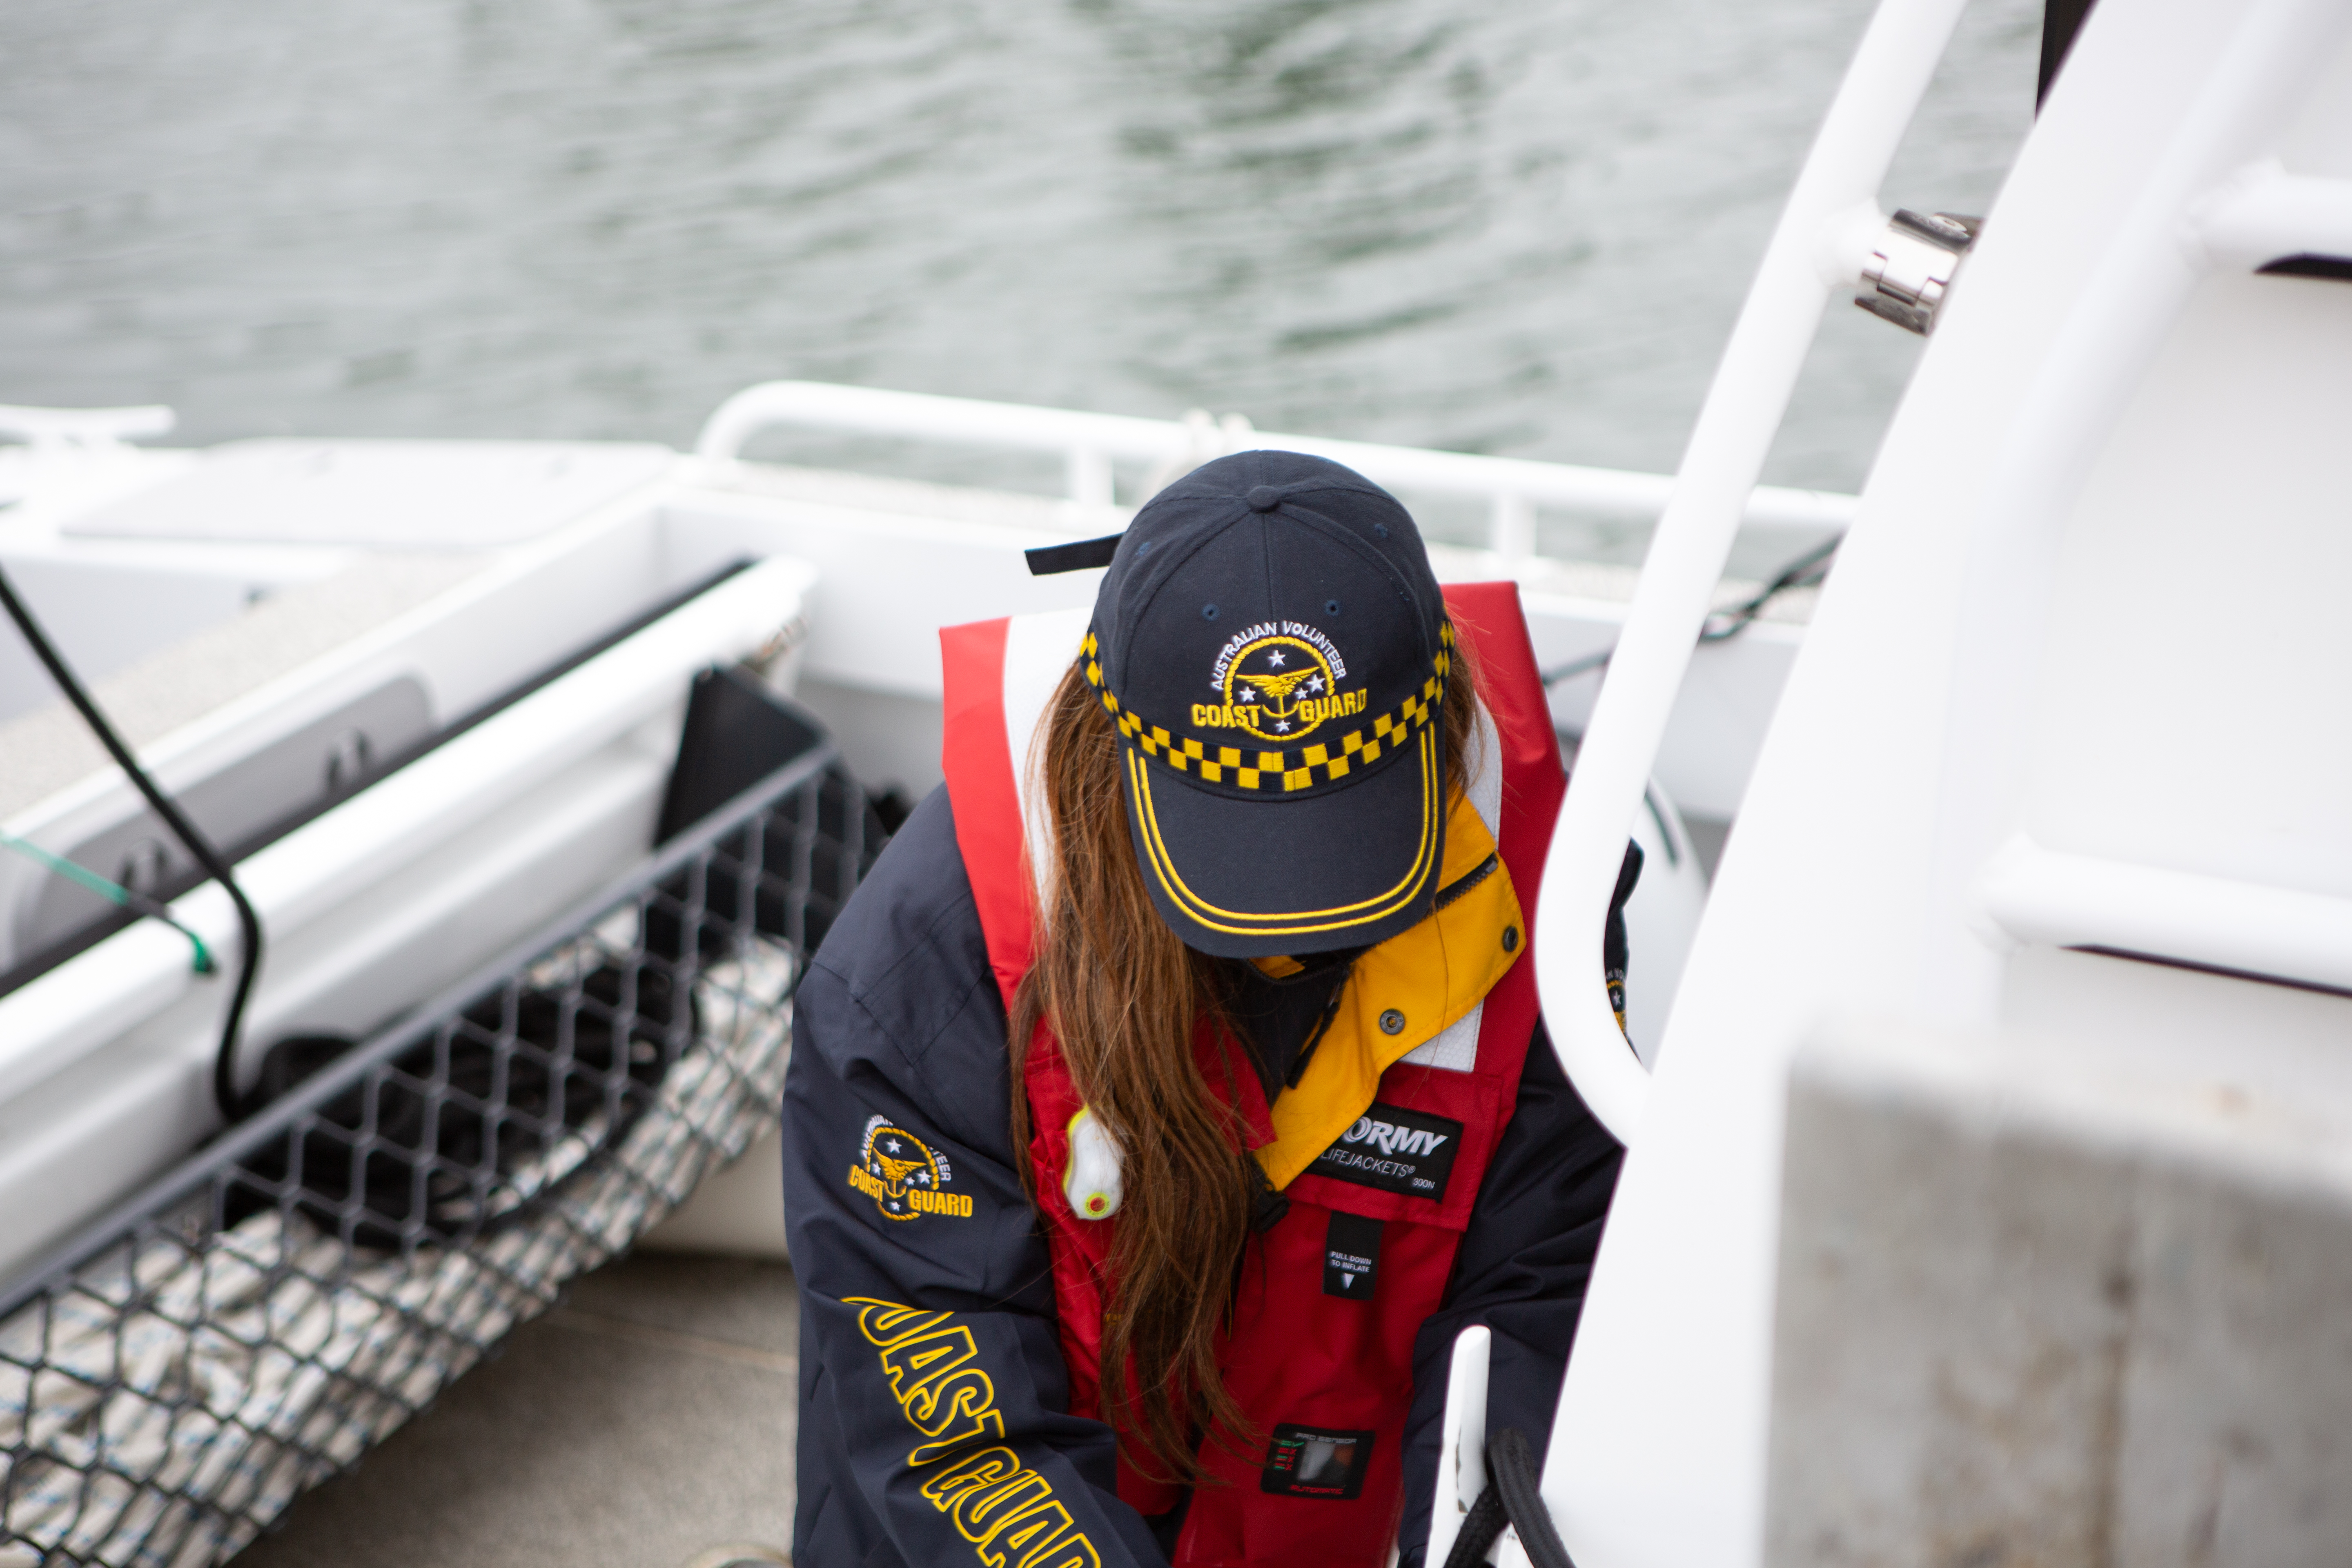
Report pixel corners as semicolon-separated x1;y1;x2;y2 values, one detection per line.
1081;451;1454;957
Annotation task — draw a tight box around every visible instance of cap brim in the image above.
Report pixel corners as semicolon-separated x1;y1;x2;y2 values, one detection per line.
1120;724;1446;958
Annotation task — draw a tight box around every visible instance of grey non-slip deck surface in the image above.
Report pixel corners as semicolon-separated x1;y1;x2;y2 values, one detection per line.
234;1253;798;1568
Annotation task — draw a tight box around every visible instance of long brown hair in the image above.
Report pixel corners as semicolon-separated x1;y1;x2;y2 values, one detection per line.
1009;631;1480;1483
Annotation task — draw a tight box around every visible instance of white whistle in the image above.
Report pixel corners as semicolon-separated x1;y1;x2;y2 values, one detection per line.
1063;1107;1123;1221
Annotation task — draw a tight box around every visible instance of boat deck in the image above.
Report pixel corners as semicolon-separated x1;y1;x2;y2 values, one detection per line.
234;1252;799;1568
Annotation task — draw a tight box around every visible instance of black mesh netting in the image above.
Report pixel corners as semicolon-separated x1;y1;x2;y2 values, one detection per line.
0;743;878;1567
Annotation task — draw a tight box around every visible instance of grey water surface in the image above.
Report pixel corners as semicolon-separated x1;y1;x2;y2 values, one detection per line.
2;0;2038;557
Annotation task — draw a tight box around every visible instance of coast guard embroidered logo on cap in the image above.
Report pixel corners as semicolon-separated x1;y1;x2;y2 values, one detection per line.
1194;622;1368;743
1074;450;1457;957
847;1116;973;1221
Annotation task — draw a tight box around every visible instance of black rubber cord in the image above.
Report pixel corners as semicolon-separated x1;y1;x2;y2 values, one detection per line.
1540;532;1844;688
1440;1470;1509;1568
1490;1426;1575;1568
1697;531;1843;645
0;563;264;1123
1441;1427;1577;1568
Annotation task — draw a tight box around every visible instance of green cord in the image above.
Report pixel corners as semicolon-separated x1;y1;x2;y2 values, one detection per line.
0;832;215;973
2;831;128;903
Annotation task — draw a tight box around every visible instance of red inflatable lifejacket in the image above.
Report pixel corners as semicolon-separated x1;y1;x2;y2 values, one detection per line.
940;582;1565;1568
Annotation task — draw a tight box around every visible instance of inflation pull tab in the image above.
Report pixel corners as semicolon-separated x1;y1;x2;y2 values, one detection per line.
1063;1107;1123;1220
1322;1210;1383;1298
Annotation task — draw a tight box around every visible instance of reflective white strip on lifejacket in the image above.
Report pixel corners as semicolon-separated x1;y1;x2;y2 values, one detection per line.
1002;606;1093;915
1400;697;1504;1074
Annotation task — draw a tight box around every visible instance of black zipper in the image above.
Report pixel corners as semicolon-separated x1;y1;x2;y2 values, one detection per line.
1433;853;1499;912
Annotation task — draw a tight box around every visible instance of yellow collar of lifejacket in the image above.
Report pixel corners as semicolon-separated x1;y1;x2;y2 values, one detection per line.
1252;787;1523;1191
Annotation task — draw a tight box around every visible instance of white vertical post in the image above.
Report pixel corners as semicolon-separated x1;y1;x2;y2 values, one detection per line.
1428;1326;1494;1568
1065;447;1114;508
1489;494;1537;561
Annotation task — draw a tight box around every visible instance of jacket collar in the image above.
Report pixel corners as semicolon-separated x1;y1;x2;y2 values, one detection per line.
1252;786;1523;1191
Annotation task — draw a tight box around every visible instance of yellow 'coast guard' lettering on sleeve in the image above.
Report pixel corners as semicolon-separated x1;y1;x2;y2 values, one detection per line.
848;1298;1102;1568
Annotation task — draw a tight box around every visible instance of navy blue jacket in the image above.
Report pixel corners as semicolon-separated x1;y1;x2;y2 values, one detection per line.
783;786;1621;1568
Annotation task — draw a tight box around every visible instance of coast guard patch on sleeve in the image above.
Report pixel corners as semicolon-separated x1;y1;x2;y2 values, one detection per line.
847;1115;974;1221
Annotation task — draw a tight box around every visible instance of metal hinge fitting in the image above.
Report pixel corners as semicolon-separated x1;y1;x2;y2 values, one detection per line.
1856;210;1982;334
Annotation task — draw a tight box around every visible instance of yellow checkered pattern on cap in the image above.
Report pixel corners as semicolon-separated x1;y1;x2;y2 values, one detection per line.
1083;622;1452;791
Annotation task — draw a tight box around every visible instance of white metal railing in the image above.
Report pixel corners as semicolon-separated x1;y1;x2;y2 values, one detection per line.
1980;837;2352;995
2194;166;2352;268
0;405;174;450
1524;3;2352;1564
692;380;1855;559
1531;0;1973;1148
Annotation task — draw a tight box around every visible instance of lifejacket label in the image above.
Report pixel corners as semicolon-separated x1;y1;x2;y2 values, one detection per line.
1307;1102;1464;1200
1261;1423;1375;1500
1322;1210;1383;1298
